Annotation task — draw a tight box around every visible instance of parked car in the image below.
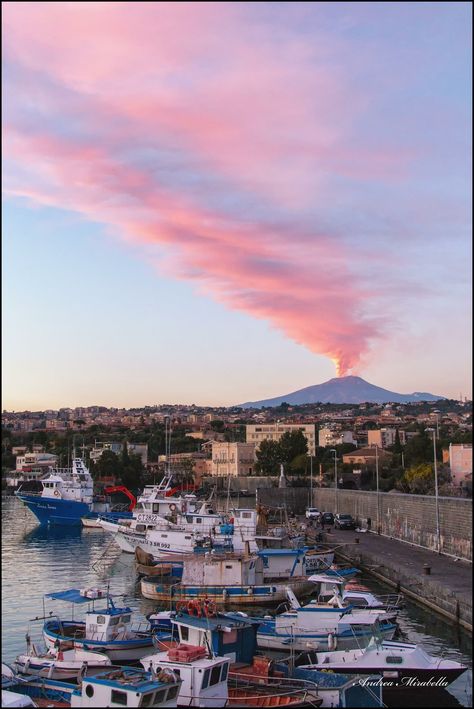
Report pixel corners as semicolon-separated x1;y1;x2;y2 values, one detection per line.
321;512;334;525
334;513;357;530
305;507;321;520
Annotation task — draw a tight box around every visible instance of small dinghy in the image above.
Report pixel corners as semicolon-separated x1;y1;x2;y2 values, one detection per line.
14;639;114;681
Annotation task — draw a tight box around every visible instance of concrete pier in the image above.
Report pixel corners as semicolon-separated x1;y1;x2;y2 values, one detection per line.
325;528;472;632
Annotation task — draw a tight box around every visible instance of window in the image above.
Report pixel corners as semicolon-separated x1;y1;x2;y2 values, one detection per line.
141;692;154;707
180;626;189;641
210;665;222;686
202;668;210;689
242;512;251;519
167;686;179;701
221;663;228;681
110;689;128;705
109;616;120;626
121;614;131;624
152;690;167;705
386;656;403;664
161;534;168;538
85;685;94;698
96;616;106;625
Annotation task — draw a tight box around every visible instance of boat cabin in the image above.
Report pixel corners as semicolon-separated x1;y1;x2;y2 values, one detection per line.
181;554;264;587
70;667;181;708
257;548;307;579
84;606;134;641
140;646;229;708
172;612;260;664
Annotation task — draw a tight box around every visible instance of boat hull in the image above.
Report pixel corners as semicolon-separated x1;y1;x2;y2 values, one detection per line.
257;622;398;652
140;577;315;605
43;621;156;662
16;494;90;526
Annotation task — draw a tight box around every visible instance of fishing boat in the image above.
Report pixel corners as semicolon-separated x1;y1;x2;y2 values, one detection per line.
292;666;384;708
41;589;167;663
15;458;133;527
140;552;315;605
101;505;259;557
15;458;94;527
143;613;323;707
307;575;403;611
255;586;398;652
295;633;468;685
13;639;115;681
2;662;181;707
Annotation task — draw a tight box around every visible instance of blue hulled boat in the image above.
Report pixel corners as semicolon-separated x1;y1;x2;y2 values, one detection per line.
16;457;118;527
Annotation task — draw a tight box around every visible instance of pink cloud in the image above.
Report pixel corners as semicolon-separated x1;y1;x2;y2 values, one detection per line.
3;2;425;376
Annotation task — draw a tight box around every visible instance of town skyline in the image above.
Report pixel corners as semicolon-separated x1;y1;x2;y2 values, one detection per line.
3;2;471;411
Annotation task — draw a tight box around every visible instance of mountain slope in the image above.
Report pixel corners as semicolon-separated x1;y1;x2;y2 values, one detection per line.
239;376;446;407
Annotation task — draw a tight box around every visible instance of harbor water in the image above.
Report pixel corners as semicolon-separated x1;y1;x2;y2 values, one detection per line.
2;495;472;706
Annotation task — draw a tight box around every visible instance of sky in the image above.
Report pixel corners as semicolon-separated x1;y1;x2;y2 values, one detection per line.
2;2;472;410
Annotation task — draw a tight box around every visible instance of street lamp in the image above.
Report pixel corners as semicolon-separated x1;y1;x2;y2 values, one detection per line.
330;449;338;513
370;444;380;534
309;455;313;508
426;428;441;554
433;410;440;440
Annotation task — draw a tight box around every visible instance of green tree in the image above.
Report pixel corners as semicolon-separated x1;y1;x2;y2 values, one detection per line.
255;440;282;475
94;450;122;480
404;431;435;466
397;463;434;494
278;430;308;467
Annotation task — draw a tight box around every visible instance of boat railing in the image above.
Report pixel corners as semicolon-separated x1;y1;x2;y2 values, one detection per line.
229;670;319;692
227;676;319;706
377;593;404;609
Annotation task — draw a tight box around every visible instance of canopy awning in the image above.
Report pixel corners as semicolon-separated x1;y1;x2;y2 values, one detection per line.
45;588;108;604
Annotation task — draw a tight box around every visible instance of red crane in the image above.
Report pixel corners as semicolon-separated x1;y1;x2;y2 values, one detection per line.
104;485;137;511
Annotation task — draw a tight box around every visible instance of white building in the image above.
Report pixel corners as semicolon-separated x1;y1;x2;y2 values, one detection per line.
15;452;58;471
90;442;148;465
246;423;316;456
211;442;255;477
318;427;357;448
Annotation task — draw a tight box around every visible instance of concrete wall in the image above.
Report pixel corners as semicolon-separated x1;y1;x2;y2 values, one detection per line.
313;488;472;561
256;487;311;515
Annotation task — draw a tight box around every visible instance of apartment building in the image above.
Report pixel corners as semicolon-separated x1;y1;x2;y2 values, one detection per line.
211;442;256;477
318;427;357;448
367;428;406;448
246;423;316;456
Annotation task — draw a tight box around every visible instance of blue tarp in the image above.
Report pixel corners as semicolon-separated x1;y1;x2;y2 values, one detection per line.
45;589;106;604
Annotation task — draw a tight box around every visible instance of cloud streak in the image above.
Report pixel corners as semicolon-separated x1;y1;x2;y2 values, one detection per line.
3;2;469;375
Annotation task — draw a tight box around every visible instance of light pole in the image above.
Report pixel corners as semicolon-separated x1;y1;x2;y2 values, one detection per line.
330;449;338;513
371;444;380;534
310;455;313;508
426;428;441;554
433;409;440;440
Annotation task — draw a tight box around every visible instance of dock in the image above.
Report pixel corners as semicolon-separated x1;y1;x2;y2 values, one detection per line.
324;528;472;632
